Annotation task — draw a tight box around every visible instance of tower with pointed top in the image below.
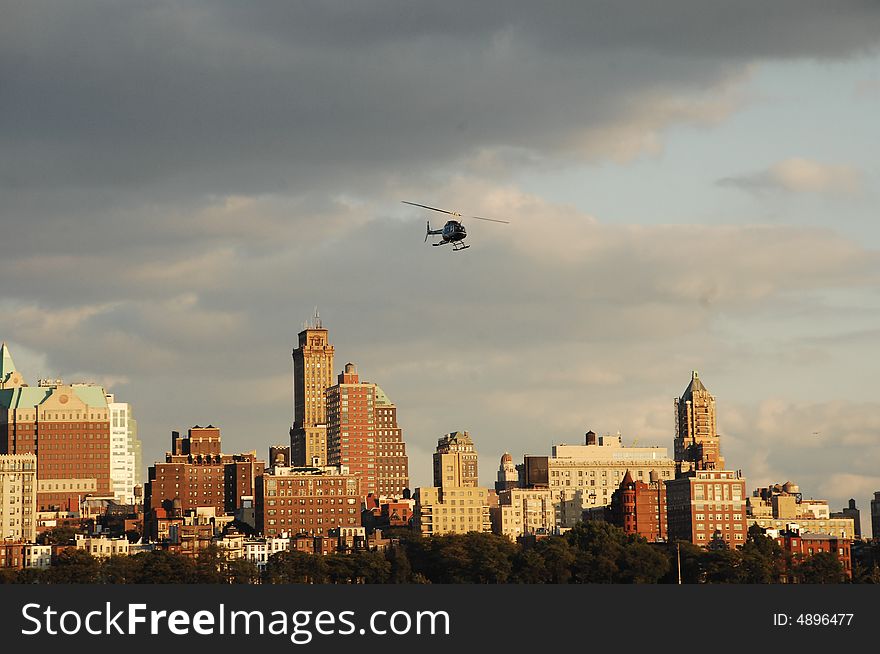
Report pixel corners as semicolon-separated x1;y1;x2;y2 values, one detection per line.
290;311;335;466
0;342;25;389
674;371;723;476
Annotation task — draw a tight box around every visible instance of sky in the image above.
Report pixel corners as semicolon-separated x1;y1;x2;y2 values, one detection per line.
2;2;880;532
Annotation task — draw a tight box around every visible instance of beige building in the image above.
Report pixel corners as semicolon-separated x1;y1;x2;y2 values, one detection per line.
747;481;855;539
414;485;491;536
415;431;491;536
491;487;555;540
290;312;335;466
531;432;675;527
0;454;37;542
433;431;479;488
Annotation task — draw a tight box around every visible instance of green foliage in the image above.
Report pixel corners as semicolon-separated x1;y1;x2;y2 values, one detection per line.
795;551;846;584
263;551;328;584
47;548;101;583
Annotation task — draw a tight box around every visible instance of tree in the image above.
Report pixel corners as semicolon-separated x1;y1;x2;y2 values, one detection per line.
386;545;412;584
226;557;260;584
132;550;197;583
795;552;846;584
194;545;227;583
101;554;142;583
47;548;100;583
263;551;327;584
740;531;787;583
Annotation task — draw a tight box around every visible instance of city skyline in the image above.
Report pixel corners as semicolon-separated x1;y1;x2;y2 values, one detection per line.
0;335;871;534
1;4;879;539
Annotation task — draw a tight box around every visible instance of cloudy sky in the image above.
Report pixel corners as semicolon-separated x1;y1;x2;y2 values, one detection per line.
3;2;880;529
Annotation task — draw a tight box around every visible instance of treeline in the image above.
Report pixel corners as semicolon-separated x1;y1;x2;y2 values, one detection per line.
2;523;876;584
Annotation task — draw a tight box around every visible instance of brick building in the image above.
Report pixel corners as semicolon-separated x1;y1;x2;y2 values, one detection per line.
666;469;747;546
326;363;409;497
144;426;264;520
775;530;852;580
257;464;361;537
607;469;668;542
1;344;113;511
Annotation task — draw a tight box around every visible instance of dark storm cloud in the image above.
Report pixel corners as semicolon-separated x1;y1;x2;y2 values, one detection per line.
2;2;880;491
2;1;879;197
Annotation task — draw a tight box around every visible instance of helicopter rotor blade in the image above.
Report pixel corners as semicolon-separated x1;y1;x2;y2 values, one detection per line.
401;200;460;217
469;215;510;224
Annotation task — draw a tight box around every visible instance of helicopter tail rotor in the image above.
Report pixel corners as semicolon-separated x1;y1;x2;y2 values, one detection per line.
425;220;430;243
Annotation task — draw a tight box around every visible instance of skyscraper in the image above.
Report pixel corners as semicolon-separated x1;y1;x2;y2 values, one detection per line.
326;363;409;497
107;394;141;504
674;371;724;476
433;431;479;489
414;431;490;536
290;311;335;466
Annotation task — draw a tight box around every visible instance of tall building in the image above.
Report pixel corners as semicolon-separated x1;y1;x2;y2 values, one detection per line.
872;492;880;541
144;426;265;517
290;312;335;467
0;346;113;511
665;469;747;546
326;363;409;497
107;394;141;504
674;371;724;476
0;454;37;542
256;464;361;537
433;431;479;489
607;469;668;542
524;432;675;528
414;431;491;536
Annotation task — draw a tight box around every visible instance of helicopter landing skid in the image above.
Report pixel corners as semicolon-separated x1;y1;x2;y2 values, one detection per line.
452;243;470;251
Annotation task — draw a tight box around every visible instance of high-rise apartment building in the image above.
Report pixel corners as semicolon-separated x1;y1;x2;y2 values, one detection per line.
0;454;37;542
414;431;491;536
257;464;361;537
144;426;264;517
326;363;409;497
433;431;479;489
666;469;747;546
674;371;724;476
1;345;113;511
107;395;141;504
290;313;335;467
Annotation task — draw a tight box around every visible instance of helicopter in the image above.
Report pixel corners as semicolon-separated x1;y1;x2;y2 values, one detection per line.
401;200;509;251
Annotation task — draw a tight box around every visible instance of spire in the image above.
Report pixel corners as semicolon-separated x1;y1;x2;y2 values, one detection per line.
680;369;708;399
621;469;634;487
1;341;17;382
